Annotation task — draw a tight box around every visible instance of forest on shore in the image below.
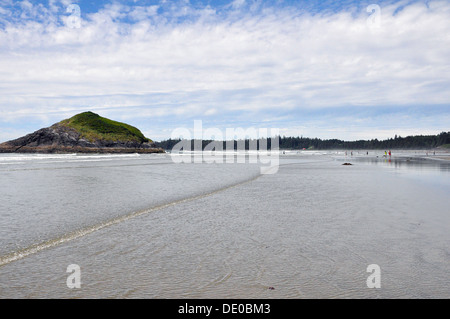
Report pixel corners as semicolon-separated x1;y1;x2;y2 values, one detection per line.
154;131;450;151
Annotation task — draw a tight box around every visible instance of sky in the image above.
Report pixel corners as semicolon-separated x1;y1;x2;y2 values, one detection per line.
0;0;449;142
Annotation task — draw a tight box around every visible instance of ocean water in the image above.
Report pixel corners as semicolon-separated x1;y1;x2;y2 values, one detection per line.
0;151;449;298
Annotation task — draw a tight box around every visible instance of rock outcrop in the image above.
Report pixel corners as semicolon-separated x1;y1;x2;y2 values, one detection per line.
0;112;164;154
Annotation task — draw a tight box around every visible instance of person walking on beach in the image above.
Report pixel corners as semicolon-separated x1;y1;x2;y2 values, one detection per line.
389;150;391;157
385;151;387;156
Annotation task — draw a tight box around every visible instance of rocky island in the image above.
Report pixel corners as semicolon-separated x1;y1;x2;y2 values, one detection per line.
0;111;164;154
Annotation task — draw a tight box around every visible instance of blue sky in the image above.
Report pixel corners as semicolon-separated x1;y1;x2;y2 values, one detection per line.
0;0;449;142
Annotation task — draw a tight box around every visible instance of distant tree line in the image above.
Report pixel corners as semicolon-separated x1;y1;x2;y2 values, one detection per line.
154;131;450;150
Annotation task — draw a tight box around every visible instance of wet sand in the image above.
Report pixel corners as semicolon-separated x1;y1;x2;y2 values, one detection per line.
0;153;448;298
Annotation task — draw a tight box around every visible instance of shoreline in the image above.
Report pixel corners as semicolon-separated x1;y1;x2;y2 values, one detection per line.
0;146;165;154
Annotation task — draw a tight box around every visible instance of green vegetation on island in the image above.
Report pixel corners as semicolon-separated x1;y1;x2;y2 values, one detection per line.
59;111;151;144
0;111;163;153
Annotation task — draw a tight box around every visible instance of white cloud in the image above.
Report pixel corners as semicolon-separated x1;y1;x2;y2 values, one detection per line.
129;5;159;21
0;0;449;141
231;0;246;10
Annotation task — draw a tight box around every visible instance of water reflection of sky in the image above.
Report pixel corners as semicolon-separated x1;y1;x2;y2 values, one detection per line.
346;156;450;190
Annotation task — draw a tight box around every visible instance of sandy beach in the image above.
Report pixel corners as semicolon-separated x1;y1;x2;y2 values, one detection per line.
0;152;448;298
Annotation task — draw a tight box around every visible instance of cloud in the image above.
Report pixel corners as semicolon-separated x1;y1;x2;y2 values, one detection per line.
231;0;246;10
0;0;449;141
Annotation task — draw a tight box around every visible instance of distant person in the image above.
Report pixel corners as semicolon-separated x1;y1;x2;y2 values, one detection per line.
366;151;368;155
351;151;353;156
385;151;387;156
389;150;391;157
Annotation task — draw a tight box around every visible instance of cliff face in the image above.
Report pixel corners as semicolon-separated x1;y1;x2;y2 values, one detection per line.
0;112;164;154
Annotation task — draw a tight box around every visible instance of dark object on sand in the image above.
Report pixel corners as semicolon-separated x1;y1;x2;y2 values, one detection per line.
342;163;353;165
268;287;275;290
